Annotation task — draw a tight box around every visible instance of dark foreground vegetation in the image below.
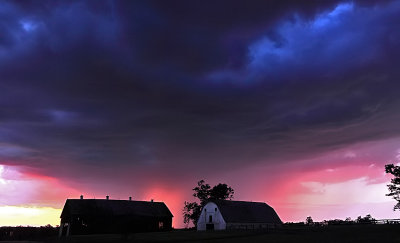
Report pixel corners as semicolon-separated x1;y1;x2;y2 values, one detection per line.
0;225;58;241
2;224;399;243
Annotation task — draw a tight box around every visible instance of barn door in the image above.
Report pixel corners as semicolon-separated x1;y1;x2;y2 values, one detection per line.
206;212;215;230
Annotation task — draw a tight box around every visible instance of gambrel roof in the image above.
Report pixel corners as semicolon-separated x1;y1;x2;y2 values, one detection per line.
210;200;282;224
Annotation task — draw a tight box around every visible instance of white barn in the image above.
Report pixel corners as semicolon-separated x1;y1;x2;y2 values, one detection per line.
197;200;282;231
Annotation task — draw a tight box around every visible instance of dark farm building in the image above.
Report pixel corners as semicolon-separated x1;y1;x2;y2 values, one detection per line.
59;196;173;236
197;200;282;230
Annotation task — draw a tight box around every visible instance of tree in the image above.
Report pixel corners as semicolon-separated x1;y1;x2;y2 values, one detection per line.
183;180;234;227
385;164;400;210
306;216;314;225
356;214;375;224
209;183;234;201
182;201;201;226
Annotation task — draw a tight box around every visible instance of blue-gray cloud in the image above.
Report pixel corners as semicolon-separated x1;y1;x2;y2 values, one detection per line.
0;0;399;184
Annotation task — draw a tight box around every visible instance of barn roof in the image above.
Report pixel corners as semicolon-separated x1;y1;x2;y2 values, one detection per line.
210;200;282;224
60;199;173;219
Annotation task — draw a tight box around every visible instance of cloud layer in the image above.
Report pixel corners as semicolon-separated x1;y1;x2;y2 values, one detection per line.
1;0;400;226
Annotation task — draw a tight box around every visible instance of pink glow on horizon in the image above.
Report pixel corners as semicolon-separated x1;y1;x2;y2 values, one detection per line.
0;164;186;228
0;164;80;208
231;162;396;223
272;165;393;222
142;186;185;228
2;138;400;227
1;160;397;228
214;139;400;224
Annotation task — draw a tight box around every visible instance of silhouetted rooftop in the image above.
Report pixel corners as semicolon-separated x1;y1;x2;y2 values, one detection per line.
61;199;173;219
210;200;282;224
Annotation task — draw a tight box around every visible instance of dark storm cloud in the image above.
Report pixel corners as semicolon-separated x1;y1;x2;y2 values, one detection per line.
0;0;399;181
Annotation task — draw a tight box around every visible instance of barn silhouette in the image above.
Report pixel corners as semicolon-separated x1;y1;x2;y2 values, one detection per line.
59;196;173;236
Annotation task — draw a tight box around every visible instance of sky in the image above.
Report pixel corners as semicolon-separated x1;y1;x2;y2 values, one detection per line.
1;0;400;228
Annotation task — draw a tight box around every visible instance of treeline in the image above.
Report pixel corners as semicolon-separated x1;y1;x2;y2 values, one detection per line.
285;214;392;226
0;225;58;241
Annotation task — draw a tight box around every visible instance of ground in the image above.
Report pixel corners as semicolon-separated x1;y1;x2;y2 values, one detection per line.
17;224;400;243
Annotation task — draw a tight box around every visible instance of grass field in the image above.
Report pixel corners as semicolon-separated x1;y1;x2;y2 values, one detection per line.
45;224;400;243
